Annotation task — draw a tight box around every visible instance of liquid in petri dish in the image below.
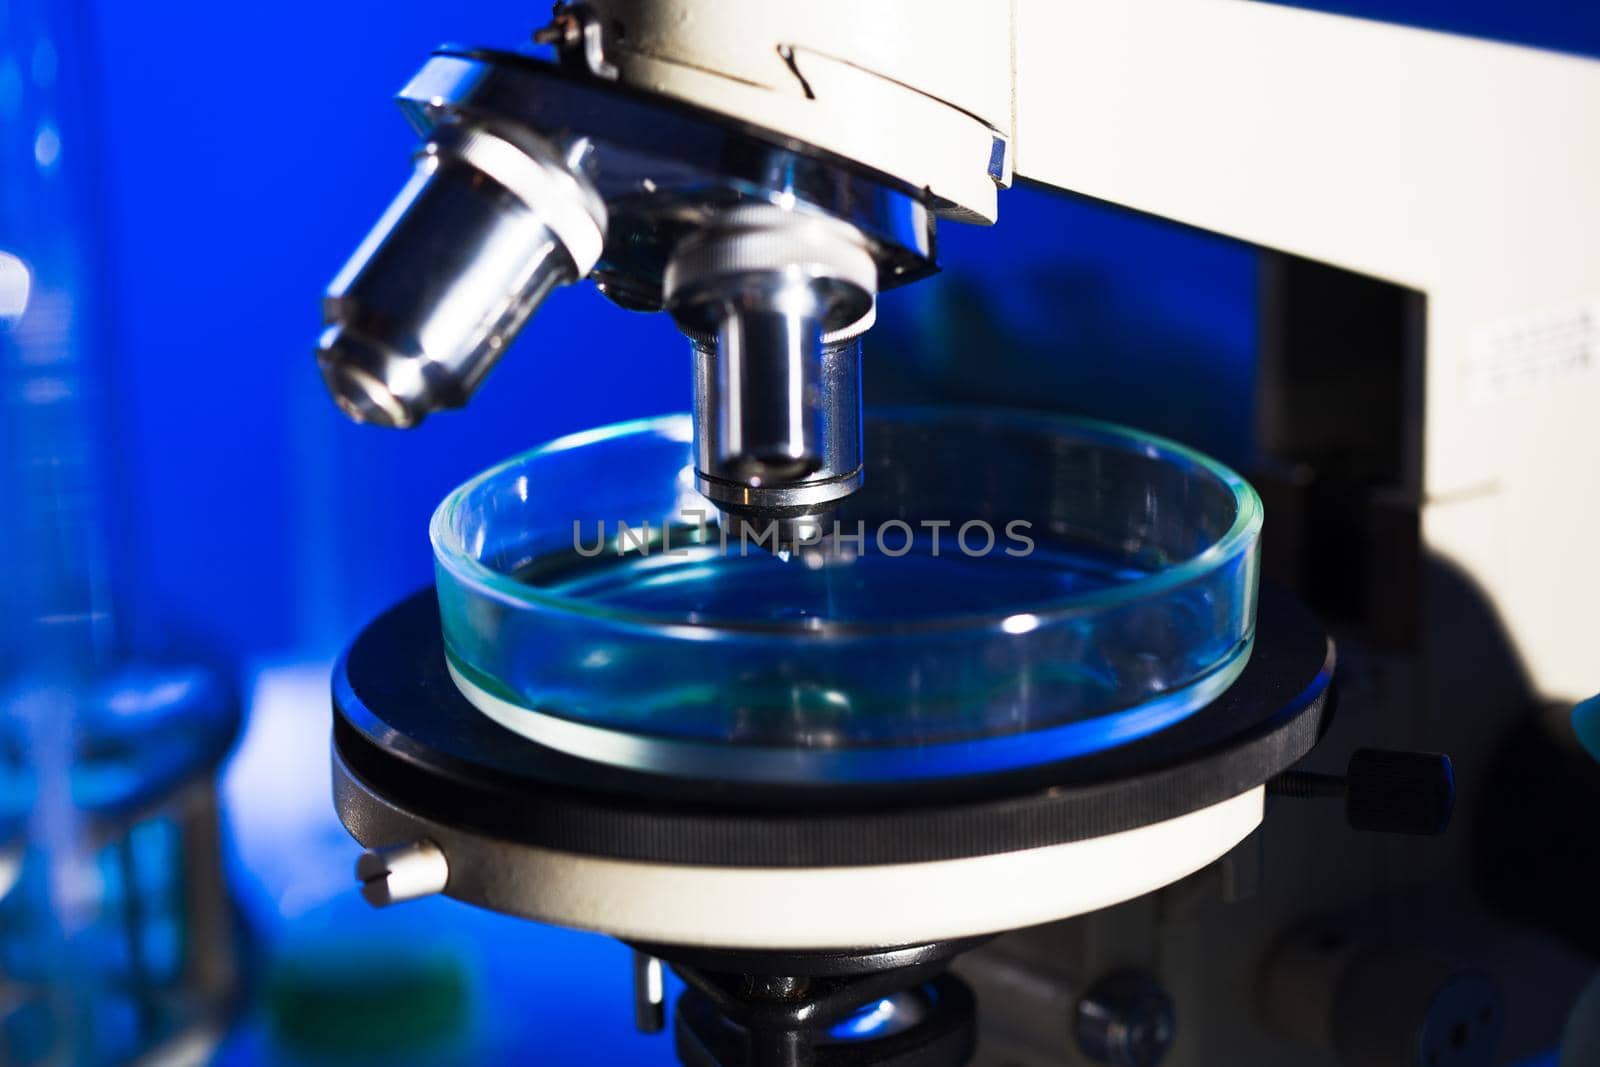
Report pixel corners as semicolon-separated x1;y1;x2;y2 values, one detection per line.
517;526;1154;627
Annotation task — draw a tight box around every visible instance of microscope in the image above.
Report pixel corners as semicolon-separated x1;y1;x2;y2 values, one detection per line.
316;3;1600;1064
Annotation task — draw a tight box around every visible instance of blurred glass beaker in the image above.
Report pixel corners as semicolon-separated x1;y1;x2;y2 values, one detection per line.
0;1;244;1061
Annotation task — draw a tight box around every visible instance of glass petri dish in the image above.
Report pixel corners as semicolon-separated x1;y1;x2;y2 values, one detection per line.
431;409;1261;783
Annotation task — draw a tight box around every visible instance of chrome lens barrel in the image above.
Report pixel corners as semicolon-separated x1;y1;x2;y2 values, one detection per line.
667;206;876;532
317;125;605;428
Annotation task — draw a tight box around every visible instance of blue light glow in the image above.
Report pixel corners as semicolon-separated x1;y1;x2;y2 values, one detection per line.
829;998;898;1041
1573;694;1600;764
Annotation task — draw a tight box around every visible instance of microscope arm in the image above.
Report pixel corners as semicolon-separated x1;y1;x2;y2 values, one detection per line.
586;0;1600;702
1013;2;1600;706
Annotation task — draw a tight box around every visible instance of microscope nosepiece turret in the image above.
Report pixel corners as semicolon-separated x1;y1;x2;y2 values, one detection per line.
313;31;938;532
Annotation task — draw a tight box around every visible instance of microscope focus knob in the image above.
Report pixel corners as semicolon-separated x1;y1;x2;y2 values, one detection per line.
1076;972;1176;1066
1344;749;1455;835
1269;748;1455;836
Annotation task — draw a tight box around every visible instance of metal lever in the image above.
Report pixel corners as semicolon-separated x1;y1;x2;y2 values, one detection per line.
634;951;666;1034
1268;748;1456;836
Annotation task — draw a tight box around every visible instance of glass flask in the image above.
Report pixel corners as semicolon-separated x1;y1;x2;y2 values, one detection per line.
0;1;242;1062
432;409;1262;783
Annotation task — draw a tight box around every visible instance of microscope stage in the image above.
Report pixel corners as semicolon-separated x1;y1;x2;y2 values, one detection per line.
332;586;1331;950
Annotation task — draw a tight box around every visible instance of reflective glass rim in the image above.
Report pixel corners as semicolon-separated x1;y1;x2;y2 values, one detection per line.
443;638;1255;781
429;407;1263;640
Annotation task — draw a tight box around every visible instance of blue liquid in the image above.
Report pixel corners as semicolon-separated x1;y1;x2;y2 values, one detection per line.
483;527;1230;754
519;528;1153;627
461;522;1248;769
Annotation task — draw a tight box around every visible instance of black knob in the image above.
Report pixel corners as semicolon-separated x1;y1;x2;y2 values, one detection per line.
1344;749;1455;836
1076;972;1175;1066
1268;749;1455;836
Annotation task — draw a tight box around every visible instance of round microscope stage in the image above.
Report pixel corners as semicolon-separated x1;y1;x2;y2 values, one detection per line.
332;586;1332;950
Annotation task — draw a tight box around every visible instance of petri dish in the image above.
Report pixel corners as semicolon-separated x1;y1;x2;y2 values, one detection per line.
431;409;1262;783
